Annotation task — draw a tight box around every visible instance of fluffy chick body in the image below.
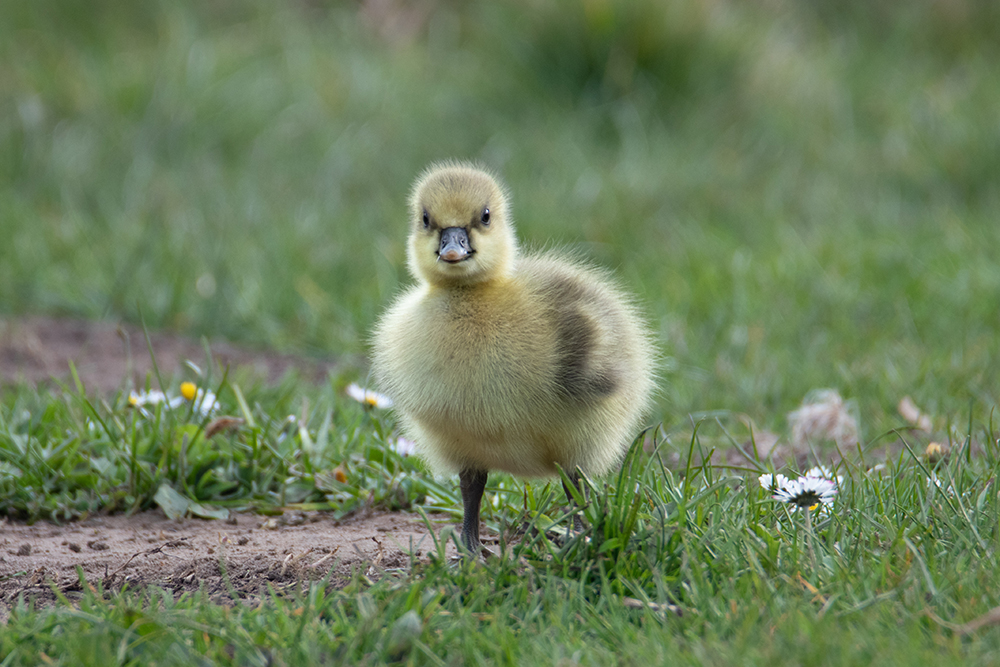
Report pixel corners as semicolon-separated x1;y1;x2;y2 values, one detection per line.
373;162;656;481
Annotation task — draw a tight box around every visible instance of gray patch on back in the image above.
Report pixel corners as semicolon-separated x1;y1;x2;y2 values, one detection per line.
540;269;622;401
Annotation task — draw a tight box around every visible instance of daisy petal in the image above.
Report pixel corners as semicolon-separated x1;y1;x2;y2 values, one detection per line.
391;436;417;457
758;473;790;490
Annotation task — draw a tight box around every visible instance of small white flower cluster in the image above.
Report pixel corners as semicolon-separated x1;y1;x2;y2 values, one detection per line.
759;466;839;511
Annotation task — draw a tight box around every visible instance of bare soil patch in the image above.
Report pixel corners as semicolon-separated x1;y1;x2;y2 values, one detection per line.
0;509;458;620
0;315;354;394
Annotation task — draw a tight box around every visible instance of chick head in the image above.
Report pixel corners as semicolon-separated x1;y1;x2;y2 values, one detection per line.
407;162;517;287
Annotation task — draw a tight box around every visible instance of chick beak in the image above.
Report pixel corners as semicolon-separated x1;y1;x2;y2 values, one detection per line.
438;227;472;263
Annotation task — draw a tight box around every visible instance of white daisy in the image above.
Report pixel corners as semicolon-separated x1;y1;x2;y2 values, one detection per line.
346;383;393;409
128;386;218;416
772;476;837;510
129;390;185;410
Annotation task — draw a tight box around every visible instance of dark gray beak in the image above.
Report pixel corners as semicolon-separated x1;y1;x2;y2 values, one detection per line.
438;227;472;263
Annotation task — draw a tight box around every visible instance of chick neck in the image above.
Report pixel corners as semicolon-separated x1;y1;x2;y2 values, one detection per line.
420;255;515;293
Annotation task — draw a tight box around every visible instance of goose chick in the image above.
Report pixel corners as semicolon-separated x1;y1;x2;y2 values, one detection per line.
372;162;656;554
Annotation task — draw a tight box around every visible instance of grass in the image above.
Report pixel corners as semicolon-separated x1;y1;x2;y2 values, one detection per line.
0;366;450;522
3;407;1000;665
3;0;1000;663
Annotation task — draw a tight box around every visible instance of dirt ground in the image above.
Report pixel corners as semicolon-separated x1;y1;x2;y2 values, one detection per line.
0;316;460;618
0;509;457;621
0;315;352;394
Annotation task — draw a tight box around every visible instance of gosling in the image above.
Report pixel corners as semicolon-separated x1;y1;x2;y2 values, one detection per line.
372;162;656;555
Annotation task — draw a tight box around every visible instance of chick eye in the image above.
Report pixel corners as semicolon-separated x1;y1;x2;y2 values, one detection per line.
481;208;490;225
422;211;430;229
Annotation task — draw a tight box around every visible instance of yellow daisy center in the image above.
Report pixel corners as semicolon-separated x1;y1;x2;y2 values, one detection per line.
180;382;198;401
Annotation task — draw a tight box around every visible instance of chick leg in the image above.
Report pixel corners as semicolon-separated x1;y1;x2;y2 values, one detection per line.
459;468;489;555
561;468;587;534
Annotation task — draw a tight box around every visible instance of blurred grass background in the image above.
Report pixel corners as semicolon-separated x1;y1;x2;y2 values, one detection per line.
4;4;1000;662
2;0;999;435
